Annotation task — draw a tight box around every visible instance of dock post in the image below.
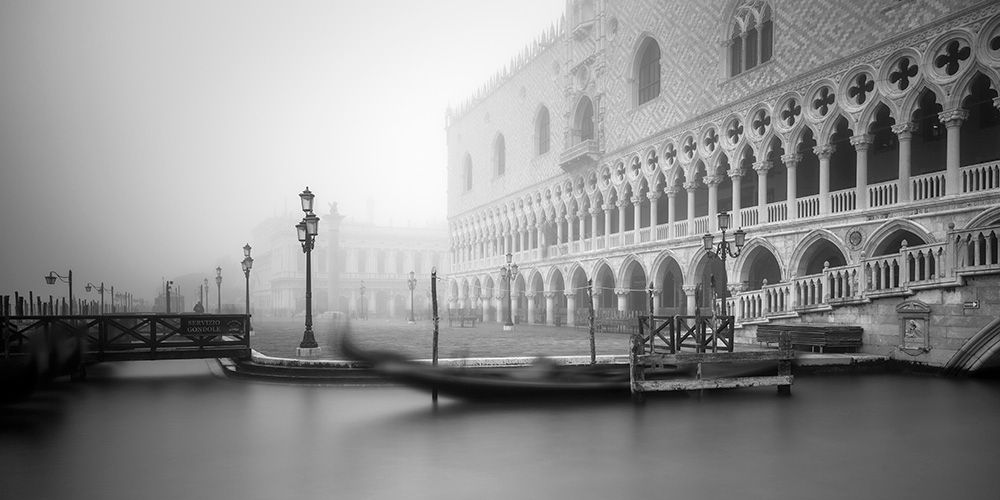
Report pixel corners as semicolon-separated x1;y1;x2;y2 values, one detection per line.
431;268;439;404
587;279;595;365
629;329;644;403
777;331;792;396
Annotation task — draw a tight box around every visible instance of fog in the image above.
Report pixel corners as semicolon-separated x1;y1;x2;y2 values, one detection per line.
0;0;564;303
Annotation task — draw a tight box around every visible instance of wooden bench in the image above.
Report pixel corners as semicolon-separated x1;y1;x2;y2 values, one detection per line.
447;309;480;328
757;324;862;353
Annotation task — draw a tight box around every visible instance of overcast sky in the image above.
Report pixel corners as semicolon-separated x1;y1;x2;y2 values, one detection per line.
0;0;565;303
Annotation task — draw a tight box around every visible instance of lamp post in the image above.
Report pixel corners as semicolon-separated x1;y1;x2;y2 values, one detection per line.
241;243;253;316
359;281;366;320
165;280;174;313
85;282;107;314
407;271;417;323
499;252;519;331
203;278;209;312
44;270;73;315
215;267;222;313
296;187;320;355
702;212;746;316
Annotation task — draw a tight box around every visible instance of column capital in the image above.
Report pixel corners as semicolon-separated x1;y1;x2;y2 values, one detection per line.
578;210;588;218
813;144;836;159
727;167;744;179
589;207;601;216
681;285;699;295
664;185;680;196
649;289;662;297
849;134;873;150
524;291;535;298
780;153;802;168
703;175;723;186
614;288;629;296
564;213;573;221
630;195;643;205
752;160;772;173
682;181;699;192
603;203;614;211
891;122;915;139
543;291;557;299
646;191;661;201
617;199;630;208
938;108;969;128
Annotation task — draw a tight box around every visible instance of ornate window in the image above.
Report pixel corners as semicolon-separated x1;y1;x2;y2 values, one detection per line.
636;38;661;106
573;96;595;144
536;106;550;154
463;153;473;192
493;134;506;177
728;1;773;77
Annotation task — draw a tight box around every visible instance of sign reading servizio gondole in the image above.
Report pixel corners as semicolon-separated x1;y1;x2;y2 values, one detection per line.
180;316;245;336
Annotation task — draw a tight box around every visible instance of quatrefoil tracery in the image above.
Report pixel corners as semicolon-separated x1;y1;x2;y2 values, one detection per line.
780;99;801;126
934;40;971;77
848;74;875;105
889;57;918;91
813;87;835;116
751;110;771;135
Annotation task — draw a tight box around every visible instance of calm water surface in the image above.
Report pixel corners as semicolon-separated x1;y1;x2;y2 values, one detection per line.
2;360;999;500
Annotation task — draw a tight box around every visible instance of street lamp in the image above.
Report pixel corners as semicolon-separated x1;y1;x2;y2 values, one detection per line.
85;281;108;314
203;278;209;312
44;270;73;315
407;270;417;324
359;280;366;320
165;280;174;313
702;211;746;316
241;243;253;316
297;187;320;355
499;252;519;331
215;266;222;313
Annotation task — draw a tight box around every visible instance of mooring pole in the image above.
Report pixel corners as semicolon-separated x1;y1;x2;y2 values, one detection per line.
431;268;439;404
587;278;595;364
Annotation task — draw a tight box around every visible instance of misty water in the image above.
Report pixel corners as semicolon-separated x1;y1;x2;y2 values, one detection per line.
3;360;999;500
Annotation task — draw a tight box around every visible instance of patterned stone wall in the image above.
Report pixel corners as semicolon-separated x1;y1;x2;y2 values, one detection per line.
447;0;991;219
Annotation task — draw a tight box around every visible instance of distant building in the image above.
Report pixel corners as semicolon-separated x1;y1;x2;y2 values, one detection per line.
445;0;1000;370
249;203;449;318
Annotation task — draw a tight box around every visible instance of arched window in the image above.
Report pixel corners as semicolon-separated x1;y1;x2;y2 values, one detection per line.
636;38;661;106
573;96;595;144
729;1;773;77
493;134;506;177
536;106;550;154
463;153;473;192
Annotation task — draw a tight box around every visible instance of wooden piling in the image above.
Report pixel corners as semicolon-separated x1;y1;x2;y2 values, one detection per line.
431;268;439;404
587;278;595;364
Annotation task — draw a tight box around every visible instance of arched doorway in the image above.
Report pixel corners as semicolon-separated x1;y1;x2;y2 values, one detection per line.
593;262;616;312
623;259;648;313
694;253;728;314
550;269;566;325
569;266;589;326
657;256;684;315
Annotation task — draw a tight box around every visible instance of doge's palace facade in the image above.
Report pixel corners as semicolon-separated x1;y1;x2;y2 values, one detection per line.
446;0;1000;369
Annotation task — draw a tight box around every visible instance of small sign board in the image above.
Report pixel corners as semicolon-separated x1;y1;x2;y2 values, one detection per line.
963;300;980;309
180;315;246;336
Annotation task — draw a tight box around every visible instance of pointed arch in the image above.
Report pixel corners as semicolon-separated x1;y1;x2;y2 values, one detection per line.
864;218;935;257
632;35;662;106
734;237;786;286
789;229;850;277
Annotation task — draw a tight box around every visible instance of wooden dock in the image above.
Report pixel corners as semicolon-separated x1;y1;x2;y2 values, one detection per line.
629;314;793;401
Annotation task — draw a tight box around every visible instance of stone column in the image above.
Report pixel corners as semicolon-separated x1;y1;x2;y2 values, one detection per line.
544;292;555;325
649;289;661;315
665;186;678;238
615;288;628;312
682;285;698;316
565;214;574;244
892;122;913;203
603;204;613;246
590;208;599;241
851;134;873;210
728;168;743;224
481;293;491;322
577;211;586;242
705;175;720;230
814;144;834;214
617;199;627;235
525;291;536;324
939;108;968;196
753;160;772;222
648;192;660;230
782;153;800;220
495;292;504;323
556;216;564;246
632;196;642;232
684;181;698;227
566;292;577;327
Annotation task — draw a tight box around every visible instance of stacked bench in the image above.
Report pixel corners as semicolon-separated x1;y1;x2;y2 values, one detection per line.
757;324;863;353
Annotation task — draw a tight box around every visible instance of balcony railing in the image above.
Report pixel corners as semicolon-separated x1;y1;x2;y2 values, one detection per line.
797;195;820;219
739;207;758;227
961;160;1000;194
674;220;689;238
868;179;898;208
830;188;856;213
912;171;945;201
692;216;710;235
766;201;787;223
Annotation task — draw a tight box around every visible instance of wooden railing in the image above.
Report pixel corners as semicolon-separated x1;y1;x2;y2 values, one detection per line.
1;314;251;362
